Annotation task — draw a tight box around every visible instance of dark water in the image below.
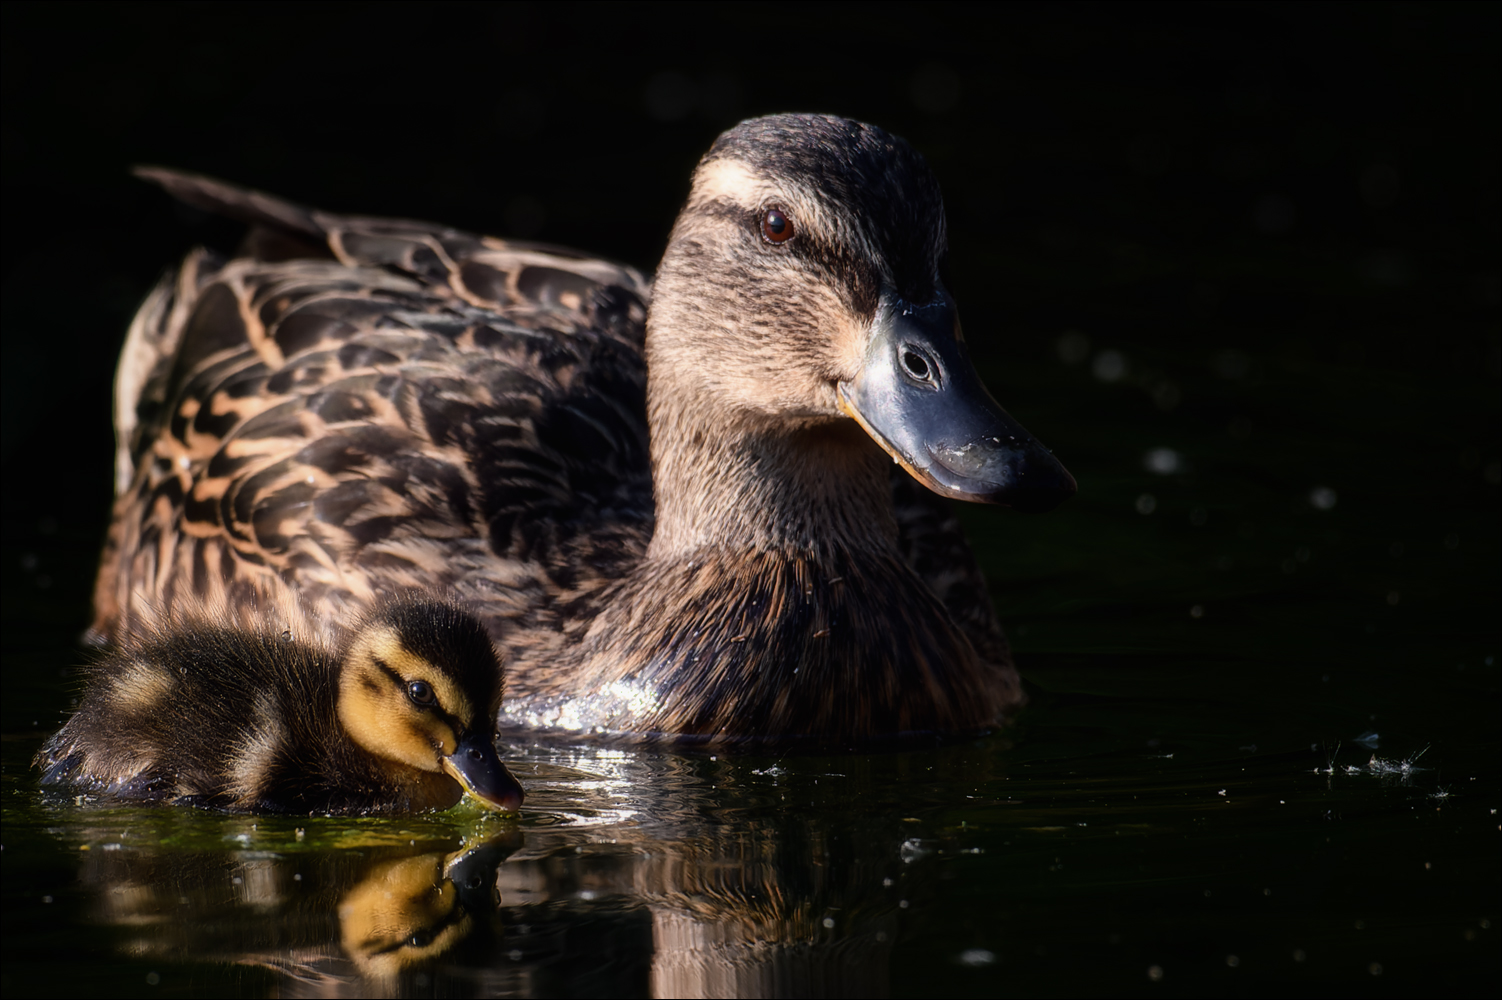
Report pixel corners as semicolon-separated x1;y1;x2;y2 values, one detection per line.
4;331;1497;997
2;4;1498;997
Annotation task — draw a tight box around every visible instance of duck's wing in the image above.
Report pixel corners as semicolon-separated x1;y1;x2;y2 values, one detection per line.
94;170;654;651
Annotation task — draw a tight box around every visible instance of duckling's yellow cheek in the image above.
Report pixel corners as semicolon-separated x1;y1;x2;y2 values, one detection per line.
388;717;457;772
424;721;458;758
339;688;445;772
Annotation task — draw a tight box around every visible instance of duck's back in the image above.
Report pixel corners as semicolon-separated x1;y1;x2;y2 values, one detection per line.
94;171;657;669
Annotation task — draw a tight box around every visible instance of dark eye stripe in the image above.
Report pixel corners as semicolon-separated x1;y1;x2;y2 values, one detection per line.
369;659;470;732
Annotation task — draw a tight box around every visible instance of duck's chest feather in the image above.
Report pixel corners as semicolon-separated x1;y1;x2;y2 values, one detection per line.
504;545;1011;739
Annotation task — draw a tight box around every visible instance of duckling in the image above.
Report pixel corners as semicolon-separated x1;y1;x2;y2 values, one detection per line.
92;113;1076;741
38;597;524;814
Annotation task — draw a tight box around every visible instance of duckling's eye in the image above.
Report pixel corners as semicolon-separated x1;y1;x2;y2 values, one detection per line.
406;680;436;706
761;208;794;244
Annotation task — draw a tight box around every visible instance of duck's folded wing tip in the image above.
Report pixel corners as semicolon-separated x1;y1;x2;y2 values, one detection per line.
132;165;325;241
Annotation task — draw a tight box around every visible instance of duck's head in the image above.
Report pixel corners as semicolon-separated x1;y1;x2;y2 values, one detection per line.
649;113;1075;512
337;600;523;812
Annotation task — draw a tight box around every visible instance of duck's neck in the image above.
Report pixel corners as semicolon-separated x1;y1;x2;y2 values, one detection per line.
524;319;1004;739
546;383;1005;737
644;385;898;562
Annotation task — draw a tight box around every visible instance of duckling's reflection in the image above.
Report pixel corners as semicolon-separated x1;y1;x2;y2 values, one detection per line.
76;829;521;996
339;838;514;986
69;743;997;997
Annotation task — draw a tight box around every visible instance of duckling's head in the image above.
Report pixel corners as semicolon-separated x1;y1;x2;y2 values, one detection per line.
337;600;523;812
650;113;1076;513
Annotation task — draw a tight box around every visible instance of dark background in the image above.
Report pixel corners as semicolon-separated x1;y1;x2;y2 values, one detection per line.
3;1;1499;695
2;6;1498;995
4;1;1497;656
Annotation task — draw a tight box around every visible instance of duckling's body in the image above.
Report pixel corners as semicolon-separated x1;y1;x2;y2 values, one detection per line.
92;114;1075;742
40;598;524;815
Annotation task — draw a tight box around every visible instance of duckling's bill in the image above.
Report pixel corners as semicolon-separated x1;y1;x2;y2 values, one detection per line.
441;731;525;812
838;290;1077;513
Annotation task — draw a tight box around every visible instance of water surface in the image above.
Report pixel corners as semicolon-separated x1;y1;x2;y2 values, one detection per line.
3;334;1496;997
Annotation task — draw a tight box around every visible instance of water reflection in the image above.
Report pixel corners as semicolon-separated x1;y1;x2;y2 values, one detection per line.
56;742;961;998
339;840;515;986
19;679;1496;998
74;828;519;996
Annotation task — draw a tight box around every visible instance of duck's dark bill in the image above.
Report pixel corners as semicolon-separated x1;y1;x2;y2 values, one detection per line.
442;732;525;812
837;292;1077;512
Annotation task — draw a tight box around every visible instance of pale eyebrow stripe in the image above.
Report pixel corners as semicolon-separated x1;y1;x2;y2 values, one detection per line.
691;158;776;209
692;158;847;256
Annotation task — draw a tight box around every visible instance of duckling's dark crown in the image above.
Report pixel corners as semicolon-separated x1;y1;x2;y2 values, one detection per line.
359;599;502;700
703;114;949;303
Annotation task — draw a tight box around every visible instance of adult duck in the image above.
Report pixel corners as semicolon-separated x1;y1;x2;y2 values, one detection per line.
92;113;1076;741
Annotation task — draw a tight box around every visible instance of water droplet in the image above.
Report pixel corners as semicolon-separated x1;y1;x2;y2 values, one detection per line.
1093;349;1127;382
1144;447;1183;475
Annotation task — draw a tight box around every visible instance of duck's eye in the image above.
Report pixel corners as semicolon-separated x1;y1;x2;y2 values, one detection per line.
761;208;794;244
406;680;435;706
